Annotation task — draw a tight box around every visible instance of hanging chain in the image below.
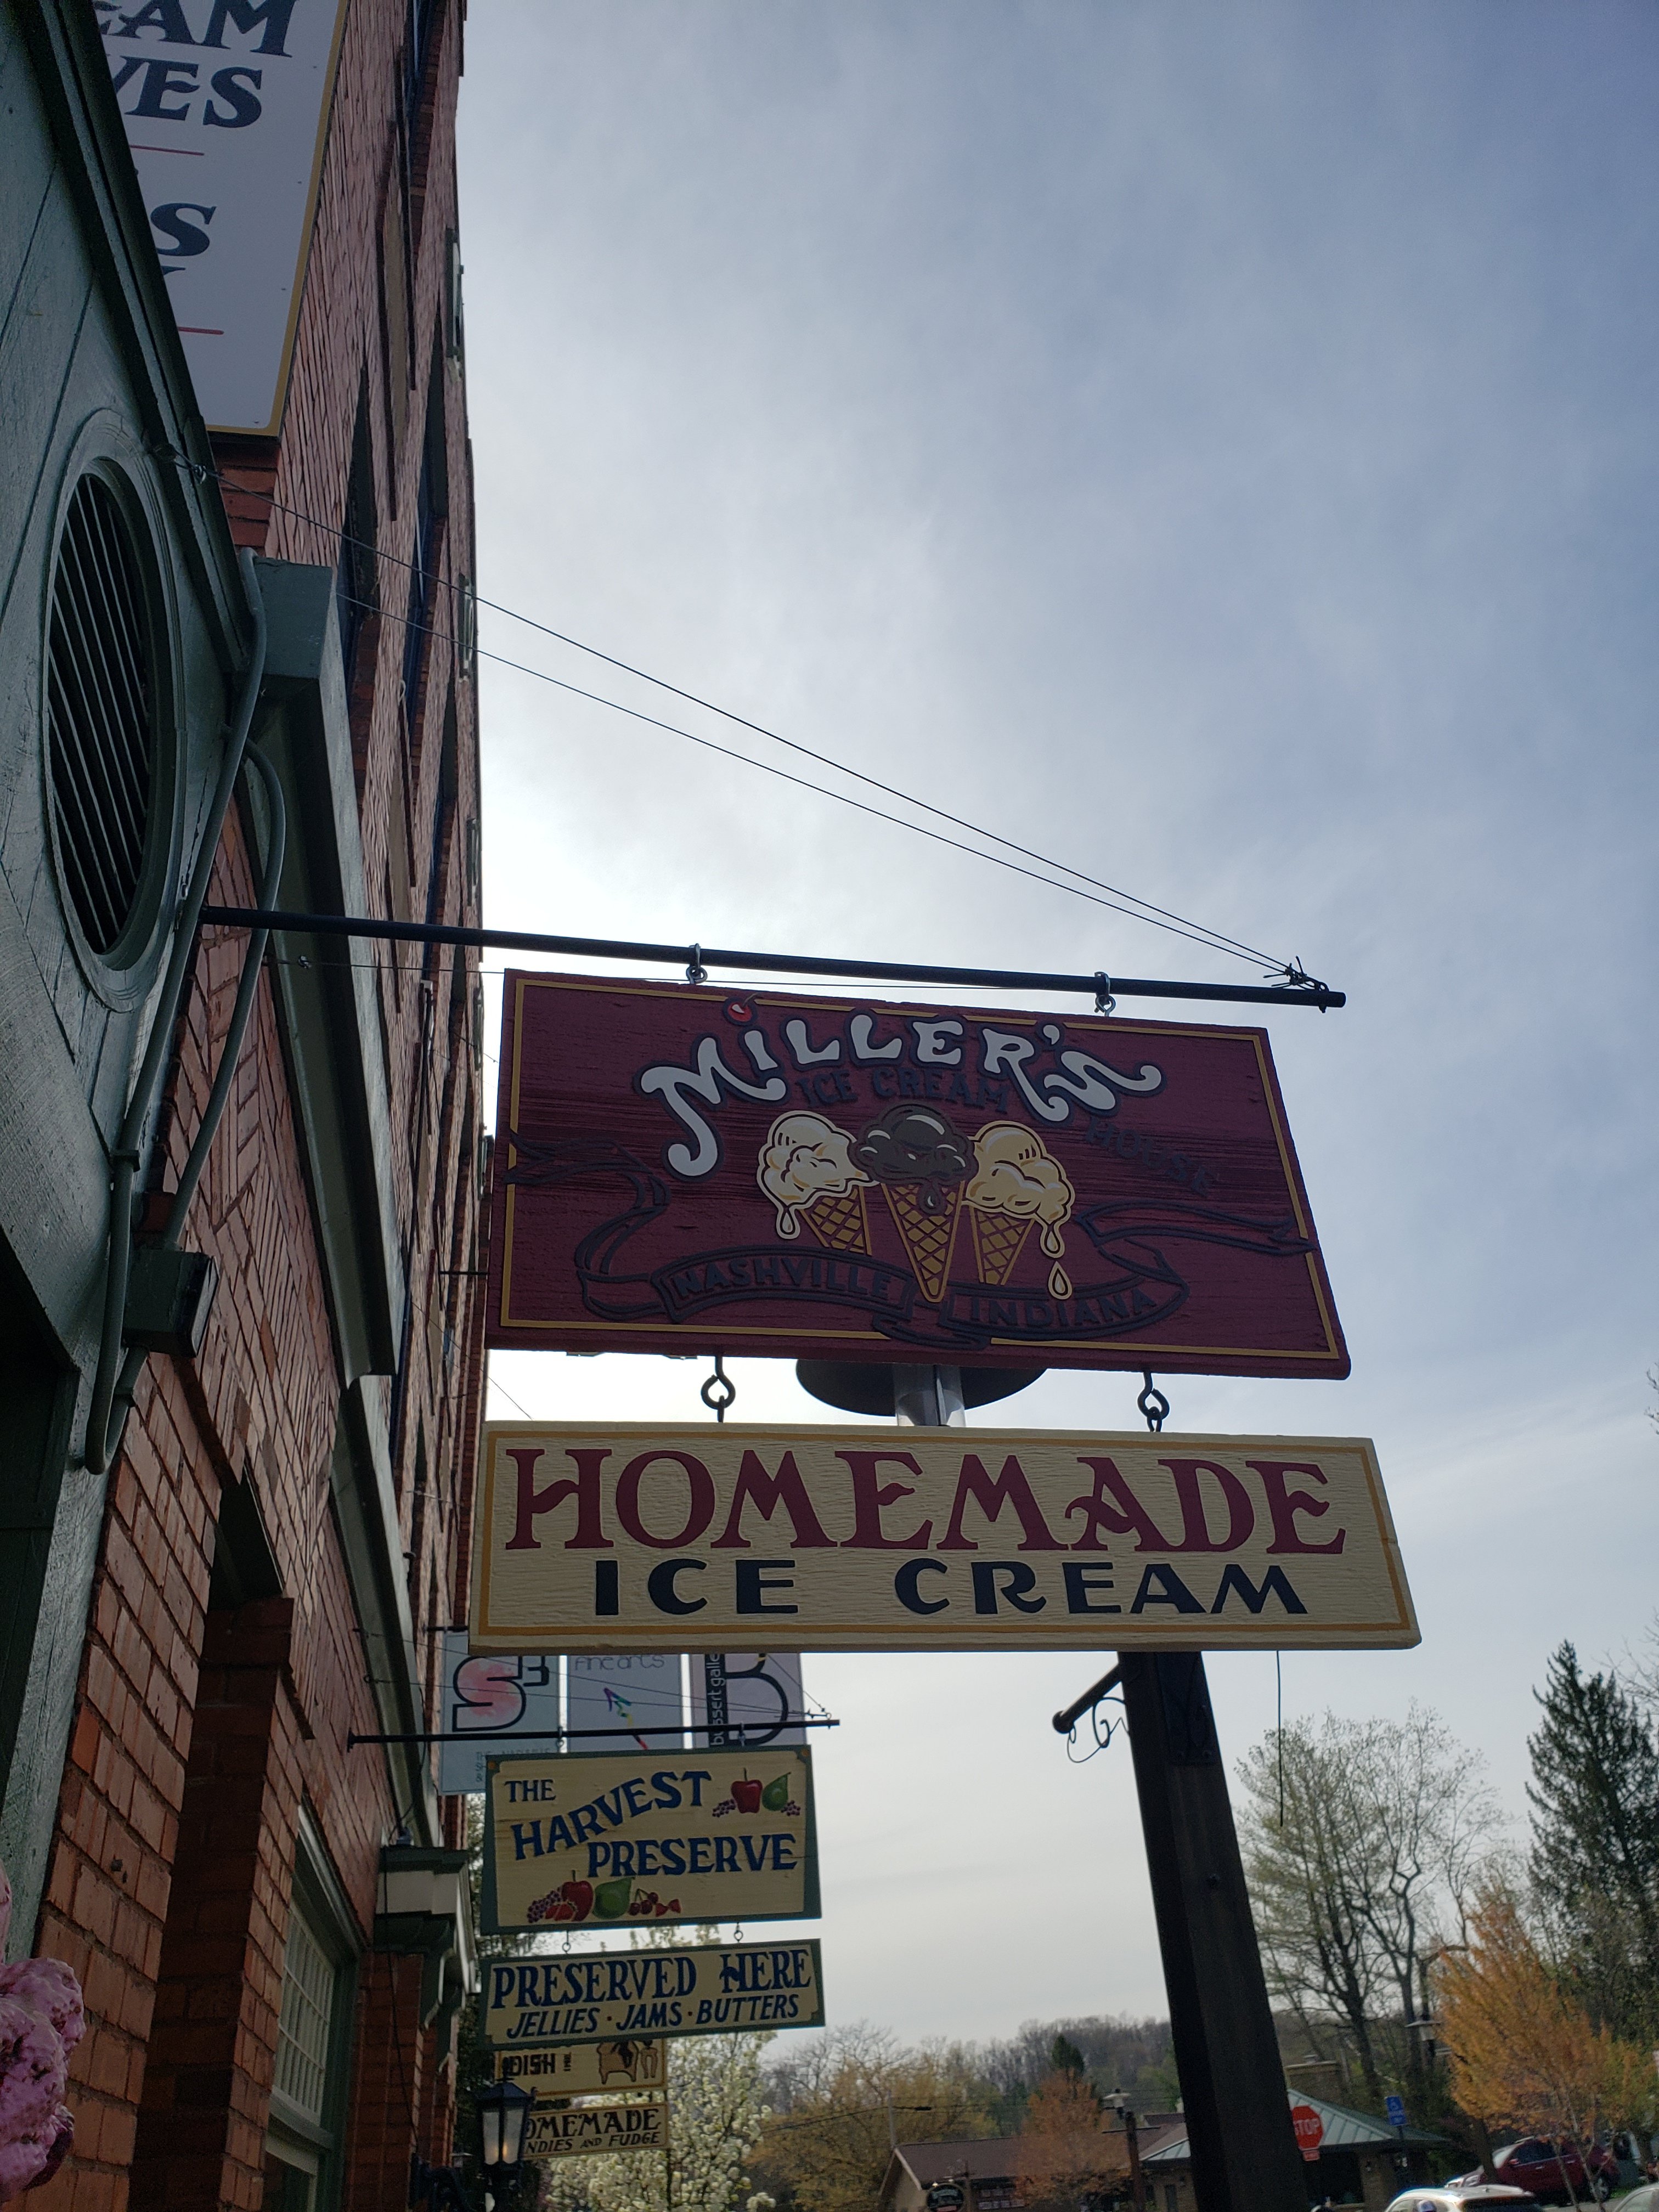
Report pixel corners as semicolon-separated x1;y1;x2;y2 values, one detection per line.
1137;1369;1170;1434
1094;971;1116;1014
686;942;708;984
701;1353;736;1424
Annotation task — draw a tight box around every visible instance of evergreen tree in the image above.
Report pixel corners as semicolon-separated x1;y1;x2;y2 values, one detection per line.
1527;1641;1659;2041
1049;2034;1086;2079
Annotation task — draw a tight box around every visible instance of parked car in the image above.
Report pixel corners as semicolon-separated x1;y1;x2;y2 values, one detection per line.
1383;2189;1542;2212
1491;2139;1617;2205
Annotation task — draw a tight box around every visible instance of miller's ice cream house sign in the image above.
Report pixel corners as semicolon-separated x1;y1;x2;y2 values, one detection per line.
486;974;1348;1376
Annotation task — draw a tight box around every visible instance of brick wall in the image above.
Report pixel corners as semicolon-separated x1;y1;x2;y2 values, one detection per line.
26;0;488;2201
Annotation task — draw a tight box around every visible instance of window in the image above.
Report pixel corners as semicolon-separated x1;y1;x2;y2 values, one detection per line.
266;1826;358;2212
335;392;377;691
402;358;449;723
274;1908;335;2123
45;471;167;967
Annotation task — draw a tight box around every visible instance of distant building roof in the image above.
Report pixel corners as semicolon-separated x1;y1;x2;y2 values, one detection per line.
892;2141;1023;2186
1144;2091;1445;2163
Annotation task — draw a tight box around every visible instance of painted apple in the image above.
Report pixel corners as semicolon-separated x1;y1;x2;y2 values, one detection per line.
560;1880;594;1919
732;1776;764;1815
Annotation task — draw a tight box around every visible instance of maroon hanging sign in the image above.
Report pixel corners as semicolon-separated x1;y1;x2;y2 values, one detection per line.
485;974;1348;1379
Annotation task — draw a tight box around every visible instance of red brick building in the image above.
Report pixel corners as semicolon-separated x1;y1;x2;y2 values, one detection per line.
0;1;486;2206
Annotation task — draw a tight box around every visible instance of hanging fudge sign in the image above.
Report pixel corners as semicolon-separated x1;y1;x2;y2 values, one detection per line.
485;973;1348;1377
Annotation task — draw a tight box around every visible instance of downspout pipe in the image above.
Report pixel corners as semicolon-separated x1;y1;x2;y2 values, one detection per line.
84;546;268;1474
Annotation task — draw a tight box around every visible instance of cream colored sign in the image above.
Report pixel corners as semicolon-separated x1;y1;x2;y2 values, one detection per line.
525;2101;669;2160
472;1423;1416;1653
483;1937;825;2047
496;2040;665;2098
482;1749;817;1935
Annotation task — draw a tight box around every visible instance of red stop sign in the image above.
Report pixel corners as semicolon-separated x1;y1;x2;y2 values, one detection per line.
1291;2104;1325;2162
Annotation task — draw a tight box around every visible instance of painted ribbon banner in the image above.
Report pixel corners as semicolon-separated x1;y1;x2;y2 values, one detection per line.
525;2102;669;2161
487;974;1348;1379
472;1423;1417;1654
495;2040;666;2098
481;1748;819;1936
482;1937;826;2047
101;0;351;433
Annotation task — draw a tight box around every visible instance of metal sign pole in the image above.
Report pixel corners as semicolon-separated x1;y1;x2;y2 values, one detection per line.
1116;1652;1307;2212
891;1365;966;1429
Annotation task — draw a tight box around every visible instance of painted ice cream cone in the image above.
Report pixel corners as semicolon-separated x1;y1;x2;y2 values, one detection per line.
849;1105;973;1304
758;1112;870;1240
802;1184;871;1254
882;1181;963;1304
966;1122;1077;1298
970;1206;1034;1287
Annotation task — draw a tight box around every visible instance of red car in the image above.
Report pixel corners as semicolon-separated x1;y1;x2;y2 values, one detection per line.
1489;2140;1617;2205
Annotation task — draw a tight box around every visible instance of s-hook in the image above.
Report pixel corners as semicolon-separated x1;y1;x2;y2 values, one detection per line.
1094;970;1116;1014
686;942;708;984
701;1354;736;1424
1137;1370;1169;1434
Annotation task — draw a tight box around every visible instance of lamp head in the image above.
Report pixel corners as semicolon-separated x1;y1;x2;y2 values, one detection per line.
476;2075;534;2169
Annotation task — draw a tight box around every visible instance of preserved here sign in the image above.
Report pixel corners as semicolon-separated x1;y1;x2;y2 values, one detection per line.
482;1937;826;2047
471;1422;1417;1654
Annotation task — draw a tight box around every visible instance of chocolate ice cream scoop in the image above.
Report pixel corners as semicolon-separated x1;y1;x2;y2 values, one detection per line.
850;1105;969;1214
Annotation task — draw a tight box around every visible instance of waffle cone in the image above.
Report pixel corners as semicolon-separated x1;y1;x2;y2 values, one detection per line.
882;1183;963;1304
969;1207;1034;1287
802;1186;870;1254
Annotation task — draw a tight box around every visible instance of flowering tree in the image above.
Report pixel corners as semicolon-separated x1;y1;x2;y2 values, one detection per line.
0;1855;85;2203
540;2027;772;2212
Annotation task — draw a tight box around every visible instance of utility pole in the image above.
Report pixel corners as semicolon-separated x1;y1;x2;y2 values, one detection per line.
1107;2095;1146;2212
1116;1652;1306;2212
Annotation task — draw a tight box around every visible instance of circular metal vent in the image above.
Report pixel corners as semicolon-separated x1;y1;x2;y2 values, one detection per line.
46;475;157;958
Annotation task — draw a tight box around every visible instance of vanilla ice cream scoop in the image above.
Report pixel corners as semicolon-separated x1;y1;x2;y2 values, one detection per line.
965;1122;1076;1231
758;1113;870;1237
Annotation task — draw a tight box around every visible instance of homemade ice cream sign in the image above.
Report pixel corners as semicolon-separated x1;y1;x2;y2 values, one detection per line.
471;1424;1417;1653
483;1937;826;2047
481;1747;819;1935
486;975;1348;1378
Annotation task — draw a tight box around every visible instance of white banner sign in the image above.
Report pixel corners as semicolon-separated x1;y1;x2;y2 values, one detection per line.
566;1653;684;1756
437;1631;561;1797
99;0;351;433
690;1653;806;1747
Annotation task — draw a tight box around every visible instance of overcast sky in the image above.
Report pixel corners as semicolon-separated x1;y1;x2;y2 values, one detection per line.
455;3;1659;2048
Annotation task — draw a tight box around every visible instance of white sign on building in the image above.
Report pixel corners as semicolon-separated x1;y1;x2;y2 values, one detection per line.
688;1653;808;1748
436;1631;561;1797
565;1653;684;1756
99;0;351;434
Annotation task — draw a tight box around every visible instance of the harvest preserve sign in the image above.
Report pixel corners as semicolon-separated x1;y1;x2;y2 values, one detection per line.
481;1748;819;1936
99;0;351;432
483;1937;826;2047
487;975;1348;1378
471;1423;1417;1654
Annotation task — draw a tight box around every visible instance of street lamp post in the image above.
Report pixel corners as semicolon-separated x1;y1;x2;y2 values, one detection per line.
475;2076;534;2207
